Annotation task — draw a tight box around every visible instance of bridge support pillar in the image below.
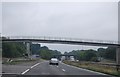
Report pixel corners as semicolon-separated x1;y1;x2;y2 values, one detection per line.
26;42;31;59
116;47;120;71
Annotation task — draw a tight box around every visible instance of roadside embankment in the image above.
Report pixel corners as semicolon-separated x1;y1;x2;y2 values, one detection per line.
63;60;120;76
2;57;42;65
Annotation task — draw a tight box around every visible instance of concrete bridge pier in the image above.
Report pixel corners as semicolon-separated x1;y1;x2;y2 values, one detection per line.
116;47;120;64
116;47;120;71
26;42;31;59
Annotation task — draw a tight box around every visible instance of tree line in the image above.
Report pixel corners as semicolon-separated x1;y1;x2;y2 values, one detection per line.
32;46;61;60
2;42;116;61
2;42;61;59
64;47;116;62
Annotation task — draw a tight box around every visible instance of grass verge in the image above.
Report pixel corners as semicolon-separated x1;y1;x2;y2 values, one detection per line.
2;58;41;65
63;60;120;77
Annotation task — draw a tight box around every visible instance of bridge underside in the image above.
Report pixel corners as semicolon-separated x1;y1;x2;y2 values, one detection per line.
2;39;120;47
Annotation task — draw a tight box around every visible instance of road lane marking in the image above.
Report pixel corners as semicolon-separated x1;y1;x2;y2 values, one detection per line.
61;62;107;75
21;69;30;75
31;63;40;69
21;61;48;75
57;66;59;67
62;69;66;72
21;62;41;75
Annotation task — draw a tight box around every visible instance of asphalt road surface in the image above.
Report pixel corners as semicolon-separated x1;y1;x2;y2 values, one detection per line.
23;61;108;75
2;61;112;77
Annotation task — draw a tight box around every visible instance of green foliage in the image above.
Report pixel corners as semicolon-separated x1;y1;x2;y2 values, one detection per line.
2;42;26;58
104;47;116;61
39;46;61;60
97;47;116;61
79;51;86;60
3;41;116;61
84;49;97;61
65;49;97;61
64;61;119;76
40;50;52;60
90;57;98;62
66;46;116;61
97;48;106;57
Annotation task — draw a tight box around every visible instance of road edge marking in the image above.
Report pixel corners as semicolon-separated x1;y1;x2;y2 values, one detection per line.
21;62;43;75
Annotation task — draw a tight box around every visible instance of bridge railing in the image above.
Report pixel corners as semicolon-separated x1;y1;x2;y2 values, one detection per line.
4;36;119;45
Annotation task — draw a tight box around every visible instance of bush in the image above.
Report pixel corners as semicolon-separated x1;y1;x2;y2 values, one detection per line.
91;57;99;62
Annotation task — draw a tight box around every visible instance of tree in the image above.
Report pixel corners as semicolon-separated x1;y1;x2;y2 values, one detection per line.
79;51;86;61
97;48;106;61
97;47;116;61
39;46;61;60
2;42;26;58
40;50;52;60
104;47;116;61
66;49;97;61
64;52;68;55
84;49;97;61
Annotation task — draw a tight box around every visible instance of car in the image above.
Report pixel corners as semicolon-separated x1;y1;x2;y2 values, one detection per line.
49;58;59;65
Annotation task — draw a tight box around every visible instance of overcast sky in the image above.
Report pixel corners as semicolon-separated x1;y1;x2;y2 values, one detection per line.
2;2;118;53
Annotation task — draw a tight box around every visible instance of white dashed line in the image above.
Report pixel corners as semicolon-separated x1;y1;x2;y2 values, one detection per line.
62;69;66;72
57;66;59;67
21;62;41;75
31;63;40;69
21;69;30;75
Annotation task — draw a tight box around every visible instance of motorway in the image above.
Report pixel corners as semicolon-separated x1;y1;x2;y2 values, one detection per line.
2;61;111;77
24;61;105;75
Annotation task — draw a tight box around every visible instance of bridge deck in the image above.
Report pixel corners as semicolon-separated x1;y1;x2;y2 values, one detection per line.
2;38;120;47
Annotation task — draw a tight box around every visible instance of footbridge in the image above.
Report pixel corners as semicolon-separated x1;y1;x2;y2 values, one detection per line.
2;36;120;65
2;36;120;47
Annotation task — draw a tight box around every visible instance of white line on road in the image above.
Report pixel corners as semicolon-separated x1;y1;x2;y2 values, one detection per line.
21;69;30;75
57;66;59;68
21;62;41;75
31;63;40;69
62;69;66;72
